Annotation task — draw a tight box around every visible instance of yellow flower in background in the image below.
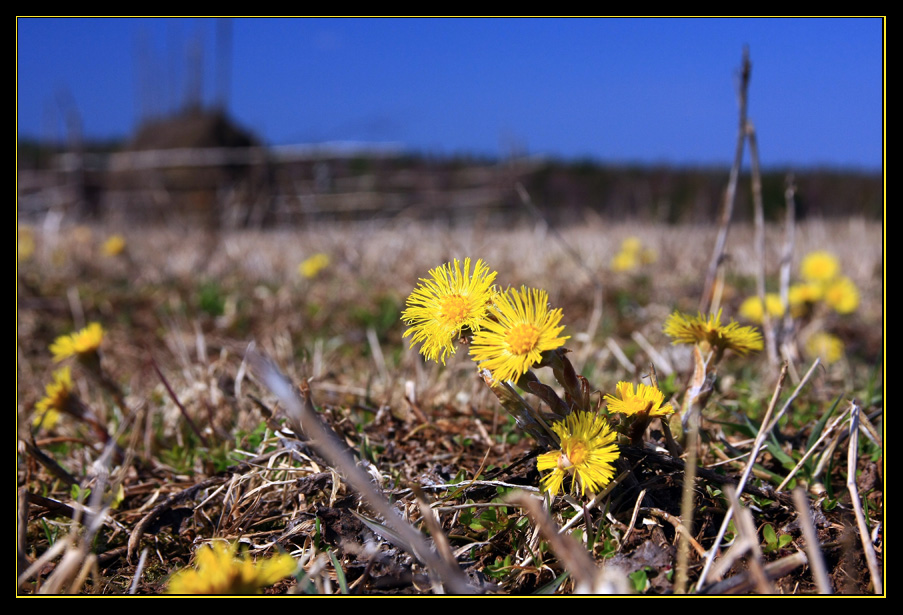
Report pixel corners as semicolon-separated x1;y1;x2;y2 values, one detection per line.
800;250;840;283
537;411;619;497
604;381;674;418
621;236;642;254
610;250;639;272
402;258;497;364
663;309;763;356
788;283;823;315
50;323;104;362
823;276;860;314
610;237;656;271
739;293;785;323
33;367;74;430
298;253;330;278
102;234;126;257
18;226;35;262
469;286;568;383
805;332;845;365
166;542;297;595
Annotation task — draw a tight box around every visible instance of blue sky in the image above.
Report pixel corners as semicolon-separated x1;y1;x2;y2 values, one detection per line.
17;17;884;170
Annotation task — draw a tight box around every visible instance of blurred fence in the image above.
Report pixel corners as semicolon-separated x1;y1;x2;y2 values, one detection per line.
17;144;540;228
17;144;883;227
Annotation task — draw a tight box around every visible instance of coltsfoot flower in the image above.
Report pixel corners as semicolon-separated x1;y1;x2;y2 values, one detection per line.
402;258;497;364
50;323;105;363
610;250;639;273
469;286;568;383
604;381;674;418
166;542;297;595
663;309;762;356
788;283;823;316
800;250;840;283
102;234;126;257
33;367;74;430
805;331;845;365
18;226;35;262
823;276;860;314
739;293;785;323
298;253;330;279
610;237;656;272
537;411;619;497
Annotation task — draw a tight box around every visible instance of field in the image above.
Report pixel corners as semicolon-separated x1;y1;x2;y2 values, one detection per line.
16;215;884;595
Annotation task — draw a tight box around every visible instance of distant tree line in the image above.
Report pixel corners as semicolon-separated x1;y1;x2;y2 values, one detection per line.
522;160;882;223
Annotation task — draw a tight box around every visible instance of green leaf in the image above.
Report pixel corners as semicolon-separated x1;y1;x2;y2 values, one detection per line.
327;550;349;594
762;524;777;545
628;568;649;593
70;484;91;502
765;436;795;470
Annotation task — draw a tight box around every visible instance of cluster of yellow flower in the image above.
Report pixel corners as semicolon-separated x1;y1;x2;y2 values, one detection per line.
401;258;567;382
737;250;856;365
536;382;679;497
739;250;860;324
32;323;105;431
610;236;657;273
34;322;297;595
799;251;860;315
402;260;761;499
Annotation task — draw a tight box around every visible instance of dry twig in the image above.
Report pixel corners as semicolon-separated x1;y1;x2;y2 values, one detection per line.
791;487;832;594
249;349;475;594
845;402;883;594
700;47;751;313
697;363;788;588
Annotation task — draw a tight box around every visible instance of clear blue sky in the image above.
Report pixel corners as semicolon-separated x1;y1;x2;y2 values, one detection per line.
17;17;885;170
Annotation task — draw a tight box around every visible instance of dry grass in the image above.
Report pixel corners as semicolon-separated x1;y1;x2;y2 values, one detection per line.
17;215;883;594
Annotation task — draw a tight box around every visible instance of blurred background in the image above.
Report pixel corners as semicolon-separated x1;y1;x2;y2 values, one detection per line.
17;17;884;227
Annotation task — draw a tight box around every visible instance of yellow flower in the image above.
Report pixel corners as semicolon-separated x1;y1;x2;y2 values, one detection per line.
738;293;785;323
166;542;297;595
469;286;568;382
621;237;642;254
610;250;639;272
663;309;763;356
102;234;126;257
788;283;823;312
298;253;330;278
611;237;656;271
604;381;674;418
402;258;497;364
823;276;860;314
537;411;619;497
804;332;845;365
800;250;840;283
18;226;35;262
50;323;104;362
33;367;74;430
